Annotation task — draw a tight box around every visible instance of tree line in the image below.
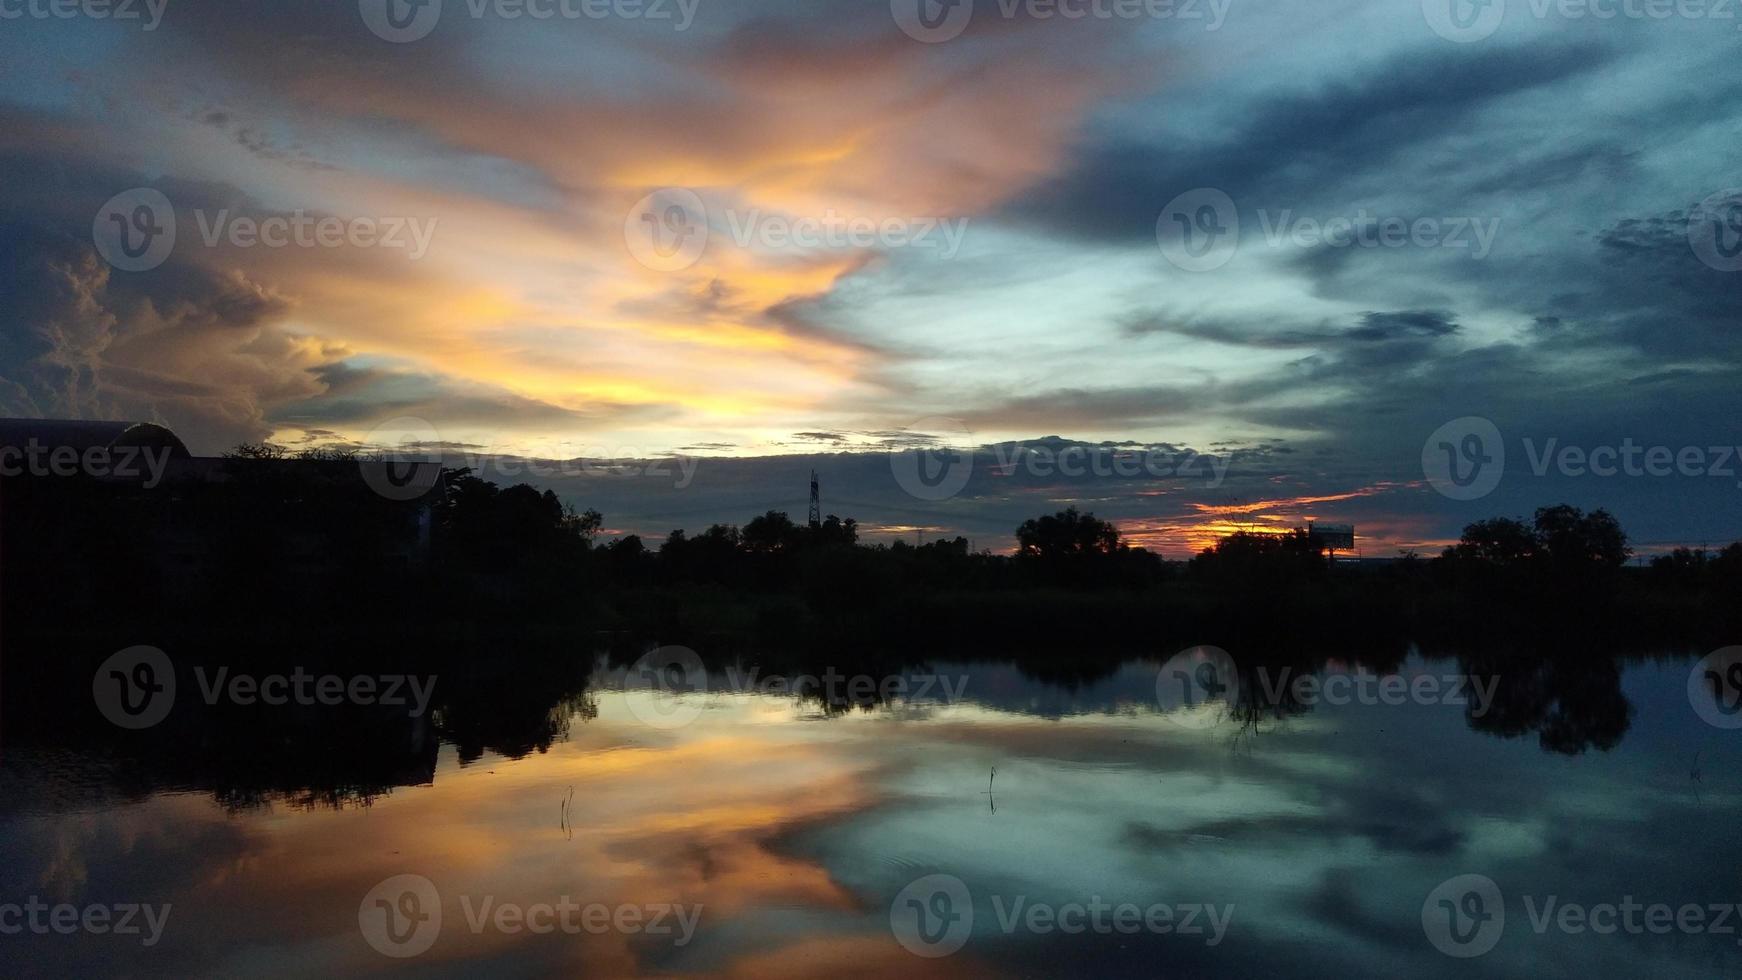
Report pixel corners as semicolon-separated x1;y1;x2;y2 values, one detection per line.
3;452;1737;652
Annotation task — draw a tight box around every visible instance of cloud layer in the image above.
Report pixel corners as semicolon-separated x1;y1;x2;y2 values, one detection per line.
1;2;1739;550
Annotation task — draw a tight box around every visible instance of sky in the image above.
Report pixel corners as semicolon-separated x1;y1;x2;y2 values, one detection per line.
1;0;1740;554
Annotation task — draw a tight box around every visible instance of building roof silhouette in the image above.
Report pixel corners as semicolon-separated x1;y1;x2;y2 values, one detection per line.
0;418;190;459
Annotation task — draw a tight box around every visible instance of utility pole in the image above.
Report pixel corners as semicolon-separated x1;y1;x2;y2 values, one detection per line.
808;470;821;529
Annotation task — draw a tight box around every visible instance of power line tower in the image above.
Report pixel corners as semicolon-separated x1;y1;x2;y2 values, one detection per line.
808;470;821;529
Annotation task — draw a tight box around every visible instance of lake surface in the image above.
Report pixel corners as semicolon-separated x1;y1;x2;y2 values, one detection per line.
2;651;1739;978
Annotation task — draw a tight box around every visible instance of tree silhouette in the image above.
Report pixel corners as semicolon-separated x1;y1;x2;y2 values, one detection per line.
1532;504;1629;568
1444;517;1537;564
1015;506;1121;558
1443;506;1629;568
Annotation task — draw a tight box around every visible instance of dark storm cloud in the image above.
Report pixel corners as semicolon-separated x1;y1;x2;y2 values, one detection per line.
0;223;115;415
150;0;475;76
1123;310;1460;349
1591;204;1742;343
1120;312;1342;348
0;140;630;453
0;142;320;448
2;1;1738;556
1408;197;1742;364
1346;310;1458;342
1094;273;1742;551
0;214;302;451
1460;143;1641;196
1004;41;1615;242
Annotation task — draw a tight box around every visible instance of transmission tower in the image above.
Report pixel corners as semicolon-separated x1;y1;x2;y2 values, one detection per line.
808;470;821;529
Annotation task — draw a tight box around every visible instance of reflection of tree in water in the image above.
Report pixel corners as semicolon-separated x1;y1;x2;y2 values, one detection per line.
1205;644;1632;755
1227;661;1315;737
438;684;597;764
2;642;602;812
202;716;441;813
0;623;1654;822
1454;651;1632;755
1;705;445;815
1011;656;1128;692
3;454;1723;774
705;628;1639;756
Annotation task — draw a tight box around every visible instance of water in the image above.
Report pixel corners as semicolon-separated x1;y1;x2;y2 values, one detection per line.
1;653;1738;978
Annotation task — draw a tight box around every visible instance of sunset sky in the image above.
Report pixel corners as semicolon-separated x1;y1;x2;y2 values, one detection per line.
2;0;1739;553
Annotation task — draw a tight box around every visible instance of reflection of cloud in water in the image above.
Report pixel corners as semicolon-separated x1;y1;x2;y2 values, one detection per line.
0;656;1738;977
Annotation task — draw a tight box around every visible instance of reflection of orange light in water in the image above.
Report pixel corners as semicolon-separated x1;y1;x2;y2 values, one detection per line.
62;729;891;976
